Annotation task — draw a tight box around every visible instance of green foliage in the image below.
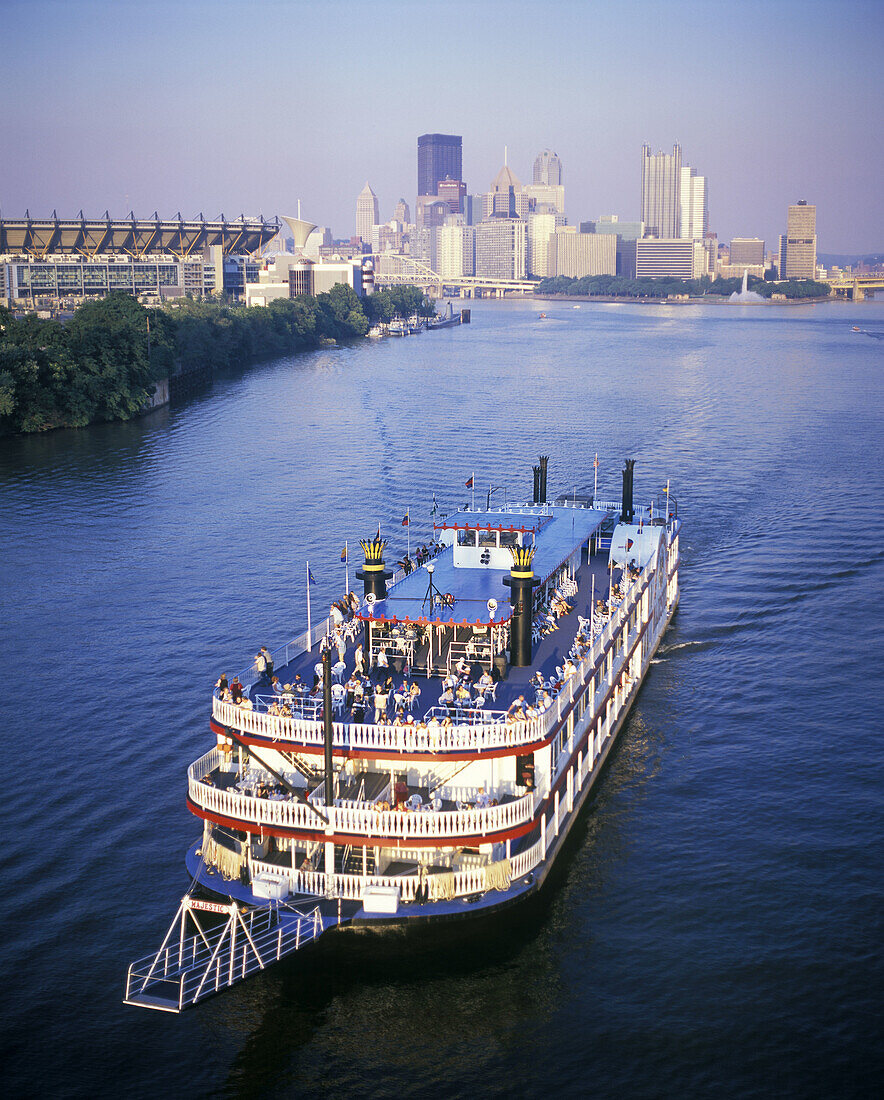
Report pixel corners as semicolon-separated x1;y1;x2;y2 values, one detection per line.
0;283;429;436
536;274;832;301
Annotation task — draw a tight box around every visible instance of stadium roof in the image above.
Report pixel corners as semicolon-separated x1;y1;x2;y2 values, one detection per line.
0;213;280;258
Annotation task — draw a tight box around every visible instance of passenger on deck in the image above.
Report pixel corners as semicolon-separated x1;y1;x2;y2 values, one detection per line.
230;677;243;704
354;643;365;675
270;676;283;695
507;695;527;716
261;646;274;680
373;684;389;723
529;670;545;690
408;681;421;710
439;687;456;716
563;659;577;678
345;674;359;709
375;648;389;674
215;673;229;695
476;787;490;808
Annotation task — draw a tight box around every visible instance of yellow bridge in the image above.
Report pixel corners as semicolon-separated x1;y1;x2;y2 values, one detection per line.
825;274;884;301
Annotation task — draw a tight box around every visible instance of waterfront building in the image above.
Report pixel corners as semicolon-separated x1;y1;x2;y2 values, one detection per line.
548;229;616;278
356;183;380;246
474;218;527;279
730;237;764;266
435;220;475;278
0;212;278;306
635;237;709;279
527;211;567;277
533;149;563;186
641;143;682;238
679;167;708;240
418;133;463;201
778;201;817;278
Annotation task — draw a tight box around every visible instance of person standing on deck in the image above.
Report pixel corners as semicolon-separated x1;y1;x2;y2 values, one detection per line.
261;647;273;681
255;651;267;683
354;643;364;675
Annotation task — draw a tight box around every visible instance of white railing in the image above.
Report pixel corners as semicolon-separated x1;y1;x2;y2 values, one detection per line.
212;694;546;753
213;547;666;770
251;858;527;905
190;749;537;841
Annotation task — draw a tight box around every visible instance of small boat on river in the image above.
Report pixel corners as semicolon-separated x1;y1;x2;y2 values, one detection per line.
125;457;680;1012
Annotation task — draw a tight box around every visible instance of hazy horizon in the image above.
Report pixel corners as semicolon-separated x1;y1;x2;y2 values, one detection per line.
2;0;882;254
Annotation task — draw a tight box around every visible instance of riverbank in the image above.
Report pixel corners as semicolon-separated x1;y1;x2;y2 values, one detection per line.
533;291;835;306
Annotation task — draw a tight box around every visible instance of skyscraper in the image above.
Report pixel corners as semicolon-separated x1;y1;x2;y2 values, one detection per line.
679;166;708;240
533;149;562;186
417;134;462;199
778;201;817;278
393;199;411;226
641;143;682;238
356;182;379;244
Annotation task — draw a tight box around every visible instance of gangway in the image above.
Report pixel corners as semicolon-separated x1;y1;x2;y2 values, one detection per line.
124;894;326;1012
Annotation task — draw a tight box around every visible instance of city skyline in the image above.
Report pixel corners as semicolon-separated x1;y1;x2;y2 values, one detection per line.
1;0;882;253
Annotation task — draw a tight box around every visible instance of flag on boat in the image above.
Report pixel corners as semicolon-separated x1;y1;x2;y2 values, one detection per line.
431;493;438;517
308;568;317;585
465;476;474;488
401;513;410;527
340;546;347;562
625;539;634;551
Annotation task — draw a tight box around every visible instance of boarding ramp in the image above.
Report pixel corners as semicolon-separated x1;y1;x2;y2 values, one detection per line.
124;894;325;1013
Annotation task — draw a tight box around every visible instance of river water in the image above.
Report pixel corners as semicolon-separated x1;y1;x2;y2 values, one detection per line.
1;298;882;1098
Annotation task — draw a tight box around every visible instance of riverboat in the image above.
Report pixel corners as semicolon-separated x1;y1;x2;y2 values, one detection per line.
124;457;680;1012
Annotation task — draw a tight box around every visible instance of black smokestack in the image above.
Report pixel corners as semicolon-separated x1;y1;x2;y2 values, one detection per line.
532;465;541;504
621;459;635;523
539;455;549;503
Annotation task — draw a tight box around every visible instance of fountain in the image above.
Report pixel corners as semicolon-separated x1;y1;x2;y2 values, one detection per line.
729;269;766;304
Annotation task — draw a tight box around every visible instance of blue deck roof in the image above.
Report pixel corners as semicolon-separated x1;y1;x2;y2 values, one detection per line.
362;505;607;626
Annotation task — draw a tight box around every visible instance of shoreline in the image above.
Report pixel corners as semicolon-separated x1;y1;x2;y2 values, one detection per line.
532;292;837;306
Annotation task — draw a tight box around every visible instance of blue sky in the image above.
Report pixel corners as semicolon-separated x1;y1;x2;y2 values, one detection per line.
2;0;882;252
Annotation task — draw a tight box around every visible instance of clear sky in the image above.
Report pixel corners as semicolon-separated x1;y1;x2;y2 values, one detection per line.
2;0;882;253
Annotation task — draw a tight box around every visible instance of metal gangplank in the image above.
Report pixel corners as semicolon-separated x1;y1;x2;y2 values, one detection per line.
124;894;325;1013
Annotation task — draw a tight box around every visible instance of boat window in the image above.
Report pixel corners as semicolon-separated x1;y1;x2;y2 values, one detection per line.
478;529;497;548
499;530;520;549
457;529;476;547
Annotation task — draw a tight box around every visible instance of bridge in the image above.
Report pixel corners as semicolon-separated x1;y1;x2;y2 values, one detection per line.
0;212;280;259
825;273;884;300
371;253;536;297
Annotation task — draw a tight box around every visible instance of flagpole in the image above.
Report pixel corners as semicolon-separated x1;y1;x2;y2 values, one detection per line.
345;539;349;595
306;560;313;648
471;470;475;511
593;452;599;501
407;508;411;559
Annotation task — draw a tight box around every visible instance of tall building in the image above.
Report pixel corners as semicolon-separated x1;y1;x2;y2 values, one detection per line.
436;220;475;278
417;134;462;199
548;230;616;278
437;177;466;214
679;167;708;240
475;218;527;279
533;149;562;186
778;201;817;278
393;199;411;226
641;143;682;238
356;182;379;244
482;162;530;219
527;211;566;277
